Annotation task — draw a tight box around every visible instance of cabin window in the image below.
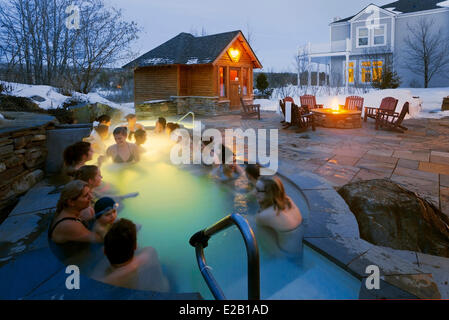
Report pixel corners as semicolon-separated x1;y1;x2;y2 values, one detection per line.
357;27;369;48
219;67;227;97
230;69;239;81
242;68;248;96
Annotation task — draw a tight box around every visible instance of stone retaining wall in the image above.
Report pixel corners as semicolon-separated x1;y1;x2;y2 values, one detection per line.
0;113;55;214
135;100;178;120
136;97;231;119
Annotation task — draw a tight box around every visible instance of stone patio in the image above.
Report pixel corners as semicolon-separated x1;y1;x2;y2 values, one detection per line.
201;112;449;218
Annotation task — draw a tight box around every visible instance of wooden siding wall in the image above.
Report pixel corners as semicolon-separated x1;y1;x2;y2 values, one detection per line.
179;65;215;96
134;66;178;103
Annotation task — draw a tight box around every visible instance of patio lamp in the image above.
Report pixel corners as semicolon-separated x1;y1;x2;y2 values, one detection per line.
228;48;241;63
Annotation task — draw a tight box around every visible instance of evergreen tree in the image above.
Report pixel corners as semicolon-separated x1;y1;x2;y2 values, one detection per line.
372;69;401;89
256;73;269;94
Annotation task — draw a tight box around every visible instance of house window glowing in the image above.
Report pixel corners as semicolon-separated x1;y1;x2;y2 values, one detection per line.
361;60;383;83
345;61;355;84
372;61;383;81
219;67;227;97
227;48;241;63
361;61;372;83
357;27;369;47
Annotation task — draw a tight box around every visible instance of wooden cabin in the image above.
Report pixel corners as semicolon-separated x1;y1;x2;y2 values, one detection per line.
123;31;262;112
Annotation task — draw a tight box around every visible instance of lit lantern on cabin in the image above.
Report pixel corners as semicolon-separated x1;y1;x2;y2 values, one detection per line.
227;48;241;63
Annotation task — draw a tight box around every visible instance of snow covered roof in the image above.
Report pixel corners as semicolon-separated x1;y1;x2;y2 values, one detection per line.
332;0;449;24
123;30;261;68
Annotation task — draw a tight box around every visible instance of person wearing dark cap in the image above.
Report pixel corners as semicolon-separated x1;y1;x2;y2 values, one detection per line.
91;218;170;292
92;197;118;238
124;114;144;141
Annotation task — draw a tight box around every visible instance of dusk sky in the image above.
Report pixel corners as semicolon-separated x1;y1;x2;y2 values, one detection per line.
106;0;393;71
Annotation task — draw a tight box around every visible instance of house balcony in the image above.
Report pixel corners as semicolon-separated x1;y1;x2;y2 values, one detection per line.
308;39;351;58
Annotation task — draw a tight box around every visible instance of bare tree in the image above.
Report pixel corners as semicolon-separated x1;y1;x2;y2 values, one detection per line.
293;45;309;94
65;0;139;93
0;0;139;93
402;18;449;88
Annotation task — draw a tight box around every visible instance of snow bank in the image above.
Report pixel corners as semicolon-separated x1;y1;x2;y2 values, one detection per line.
258;87;449;119
0;81;135;114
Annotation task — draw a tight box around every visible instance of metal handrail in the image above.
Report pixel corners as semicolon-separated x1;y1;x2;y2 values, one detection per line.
176;111;195;127
189;213;260;300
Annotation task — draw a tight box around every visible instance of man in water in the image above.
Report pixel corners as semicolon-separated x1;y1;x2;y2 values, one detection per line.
91;218;170;292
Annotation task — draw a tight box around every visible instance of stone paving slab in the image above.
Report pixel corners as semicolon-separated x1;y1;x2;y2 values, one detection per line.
416;252;449;299
328;155;360;166
355;158;396;174
314;163;360;187
350;169;392;182
9;182;59;217
393;150;430;162
397;158;420;170
393;166;439;182
361;153;398;165
419;162;449;175
441;174;449;188
430;151;449;165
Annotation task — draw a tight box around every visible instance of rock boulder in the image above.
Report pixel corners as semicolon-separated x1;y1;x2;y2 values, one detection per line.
338;179;449;258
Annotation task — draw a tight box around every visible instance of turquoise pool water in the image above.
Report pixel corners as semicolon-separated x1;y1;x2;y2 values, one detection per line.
100;158;361;300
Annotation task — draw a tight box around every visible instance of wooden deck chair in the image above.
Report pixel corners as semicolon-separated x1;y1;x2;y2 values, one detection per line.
364;97;398;122
241;98;260;120
375;102;409;133
340;96;364;111
293;102;315;132
300;95;323;110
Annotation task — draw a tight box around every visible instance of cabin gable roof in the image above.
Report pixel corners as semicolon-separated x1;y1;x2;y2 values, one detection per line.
123;30;262;69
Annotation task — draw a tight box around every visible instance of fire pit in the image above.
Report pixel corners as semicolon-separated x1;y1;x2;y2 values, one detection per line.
311;107;362;129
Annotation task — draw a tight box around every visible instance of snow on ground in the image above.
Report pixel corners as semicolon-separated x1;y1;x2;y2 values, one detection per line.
256;87;449;119
0;81;135;115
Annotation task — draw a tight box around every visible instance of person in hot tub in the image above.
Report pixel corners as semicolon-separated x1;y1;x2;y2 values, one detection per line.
102;127;140;165
255;177;304;255
91;218;170;292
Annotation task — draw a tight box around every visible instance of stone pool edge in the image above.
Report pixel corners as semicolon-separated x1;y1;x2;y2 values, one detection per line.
277;159;444;299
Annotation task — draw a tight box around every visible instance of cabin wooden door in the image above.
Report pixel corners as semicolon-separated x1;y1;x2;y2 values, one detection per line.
229;68;241;109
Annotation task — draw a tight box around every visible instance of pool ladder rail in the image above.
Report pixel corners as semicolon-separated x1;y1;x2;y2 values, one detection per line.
189;213;260;300
176;111;195;128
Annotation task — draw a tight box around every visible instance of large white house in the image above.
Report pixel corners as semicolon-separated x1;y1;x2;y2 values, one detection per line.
306;0;449;88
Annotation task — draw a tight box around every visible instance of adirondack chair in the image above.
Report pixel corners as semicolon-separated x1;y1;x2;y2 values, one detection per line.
293;102;315;132
300;95;323;110
364;97;398;122
279;97;295;124
241;98;260;120
375;102;409;133
339;96;364;111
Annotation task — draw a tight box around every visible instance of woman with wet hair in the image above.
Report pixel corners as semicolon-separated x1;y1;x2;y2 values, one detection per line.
75;165;103;192
105;127;140;164
63;141;94;177
48;180;103;246
255;177;303;254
